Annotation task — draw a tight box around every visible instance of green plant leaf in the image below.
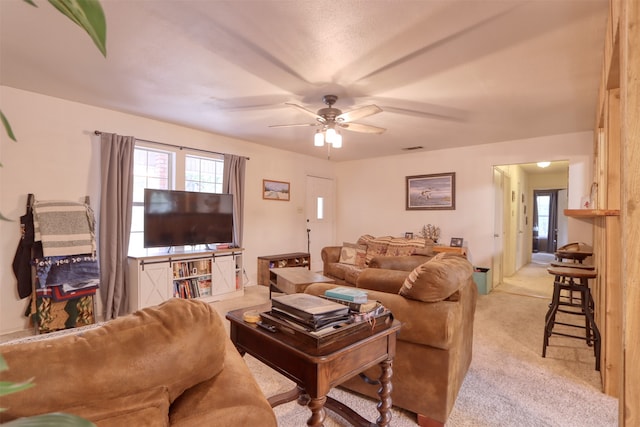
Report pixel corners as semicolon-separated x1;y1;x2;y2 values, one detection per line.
2;413;96;426
0;380;35;397
47;0;107;57
1;110;17;142
22;0;37;6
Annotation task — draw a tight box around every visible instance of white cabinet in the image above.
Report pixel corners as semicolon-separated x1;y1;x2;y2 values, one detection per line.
129;249;244;313
211;255;237;296
130;262;173;310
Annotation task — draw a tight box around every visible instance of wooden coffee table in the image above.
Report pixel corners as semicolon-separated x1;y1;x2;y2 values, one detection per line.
269;267;335;296
227;304;401;427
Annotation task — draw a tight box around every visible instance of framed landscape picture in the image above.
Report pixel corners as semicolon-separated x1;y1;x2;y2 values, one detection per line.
406;172;456;210
263;179;290;201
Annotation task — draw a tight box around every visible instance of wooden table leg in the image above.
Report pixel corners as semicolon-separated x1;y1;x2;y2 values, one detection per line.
307;396;327;427
376;359;393;427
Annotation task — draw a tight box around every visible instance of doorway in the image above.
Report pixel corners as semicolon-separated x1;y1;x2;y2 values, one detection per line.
492;161;569;293
305;175;335;272
532;190;559;253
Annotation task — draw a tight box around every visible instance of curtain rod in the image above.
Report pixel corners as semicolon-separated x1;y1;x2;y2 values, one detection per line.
94;130;249;160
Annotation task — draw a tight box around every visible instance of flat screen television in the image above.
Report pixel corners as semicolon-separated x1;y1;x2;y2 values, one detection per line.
144;189;233;248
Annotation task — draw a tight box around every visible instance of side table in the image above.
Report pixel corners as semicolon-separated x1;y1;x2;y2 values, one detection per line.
227;304;401;427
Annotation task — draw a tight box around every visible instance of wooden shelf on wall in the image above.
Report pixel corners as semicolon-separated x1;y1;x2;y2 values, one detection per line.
564;209;620;218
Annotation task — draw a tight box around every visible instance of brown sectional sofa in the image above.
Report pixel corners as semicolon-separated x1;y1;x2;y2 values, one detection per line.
307;252;477;426
322;234;433;286
0;298;277;427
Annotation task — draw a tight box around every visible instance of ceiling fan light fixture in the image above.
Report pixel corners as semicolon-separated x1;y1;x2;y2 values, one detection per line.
325;127;336;144
332;132;342;148
314;130;325;146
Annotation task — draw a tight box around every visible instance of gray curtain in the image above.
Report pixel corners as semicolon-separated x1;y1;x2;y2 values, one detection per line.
223;154;246;247
99;132;135;320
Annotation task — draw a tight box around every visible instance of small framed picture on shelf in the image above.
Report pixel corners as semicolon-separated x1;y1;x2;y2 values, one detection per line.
405;232;414;239
450;237;463;247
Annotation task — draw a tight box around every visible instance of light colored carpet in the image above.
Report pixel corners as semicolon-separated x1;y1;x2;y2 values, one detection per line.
493;253;555;299
213;267;618;427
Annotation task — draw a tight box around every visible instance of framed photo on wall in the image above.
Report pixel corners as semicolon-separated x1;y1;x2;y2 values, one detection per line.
406;172;456;210
263;179;290;201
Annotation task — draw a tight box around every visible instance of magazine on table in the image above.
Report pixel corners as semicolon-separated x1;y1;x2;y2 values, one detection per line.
271;294;349;321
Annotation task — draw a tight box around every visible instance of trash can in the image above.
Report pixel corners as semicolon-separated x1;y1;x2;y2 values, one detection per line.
473;267;491;295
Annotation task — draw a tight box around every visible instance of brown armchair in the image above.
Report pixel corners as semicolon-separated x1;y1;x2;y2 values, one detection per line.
306;253;477;426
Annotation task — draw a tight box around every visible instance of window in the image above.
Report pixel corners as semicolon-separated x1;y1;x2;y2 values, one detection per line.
185;155;224;193
129;147;172;253
536;195;551;239
316;197;324;220
129;145;224;254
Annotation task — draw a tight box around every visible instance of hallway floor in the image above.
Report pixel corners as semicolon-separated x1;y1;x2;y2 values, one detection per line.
493;252;555;299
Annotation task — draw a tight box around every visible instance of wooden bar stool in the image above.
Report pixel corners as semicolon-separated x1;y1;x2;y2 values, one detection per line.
543;266;600;371
549;261;595;270
555;242;592;264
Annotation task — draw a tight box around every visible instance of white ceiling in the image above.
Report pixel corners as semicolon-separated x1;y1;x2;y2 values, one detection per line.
0;0;608;162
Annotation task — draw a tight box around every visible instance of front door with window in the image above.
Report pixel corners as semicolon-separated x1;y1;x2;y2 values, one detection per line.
305;176;335;272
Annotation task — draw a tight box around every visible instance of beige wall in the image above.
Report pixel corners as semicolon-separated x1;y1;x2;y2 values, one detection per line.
334;132;593;270
0;86;334;334
0;85;594;335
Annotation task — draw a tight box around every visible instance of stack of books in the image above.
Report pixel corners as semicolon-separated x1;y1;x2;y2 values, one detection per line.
322;287;379;314
260;290;393;350
269;293;351;331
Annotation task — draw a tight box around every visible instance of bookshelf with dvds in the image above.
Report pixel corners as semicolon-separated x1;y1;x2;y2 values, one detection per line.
128;248;244;311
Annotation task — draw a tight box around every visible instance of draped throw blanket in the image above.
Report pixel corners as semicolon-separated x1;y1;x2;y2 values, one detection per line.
33;200;96;257
33;254;100;291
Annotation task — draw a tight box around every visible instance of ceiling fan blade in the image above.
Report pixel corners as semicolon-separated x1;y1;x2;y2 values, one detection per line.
339;122;386;134
269;123;318;129
336;104;382;123
285;102;326;123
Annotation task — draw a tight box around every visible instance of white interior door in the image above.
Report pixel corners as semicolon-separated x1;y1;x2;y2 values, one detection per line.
492;168;505;290
305;176;335;272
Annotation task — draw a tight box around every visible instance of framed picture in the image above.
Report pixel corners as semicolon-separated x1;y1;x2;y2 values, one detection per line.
406;172;456;210
450;237;463;247
263;179;290;201
404;232;414;239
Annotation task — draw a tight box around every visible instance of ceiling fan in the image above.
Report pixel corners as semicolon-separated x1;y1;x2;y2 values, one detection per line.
269;94;386;135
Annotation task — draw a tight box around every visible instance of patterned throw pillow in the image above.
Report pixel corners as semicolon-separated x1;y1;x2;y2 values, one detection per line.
364;236;392;265
339;242;367;267
386;237;426;256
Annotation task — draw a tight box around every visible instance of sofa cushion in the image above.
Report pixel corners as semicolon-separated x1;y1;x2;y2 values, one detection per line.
170;339;278;427
61;386;171;427
338;242;367;267
0;299;227;420
399;253;474;302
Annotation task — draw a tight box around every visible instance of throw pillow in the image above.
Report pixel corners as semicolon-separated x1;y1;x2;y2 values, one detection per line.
386;237;426;257
364;236;392;265
339;242;366;267
399;253;473;302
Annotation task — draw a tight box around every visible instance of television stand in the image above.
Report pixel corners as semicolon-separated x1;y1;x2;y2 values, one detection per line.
128;248;244;312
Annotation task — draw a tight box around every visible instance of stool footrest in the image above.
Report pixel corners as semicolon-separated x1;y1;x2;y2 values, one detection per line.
550;331;595;342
